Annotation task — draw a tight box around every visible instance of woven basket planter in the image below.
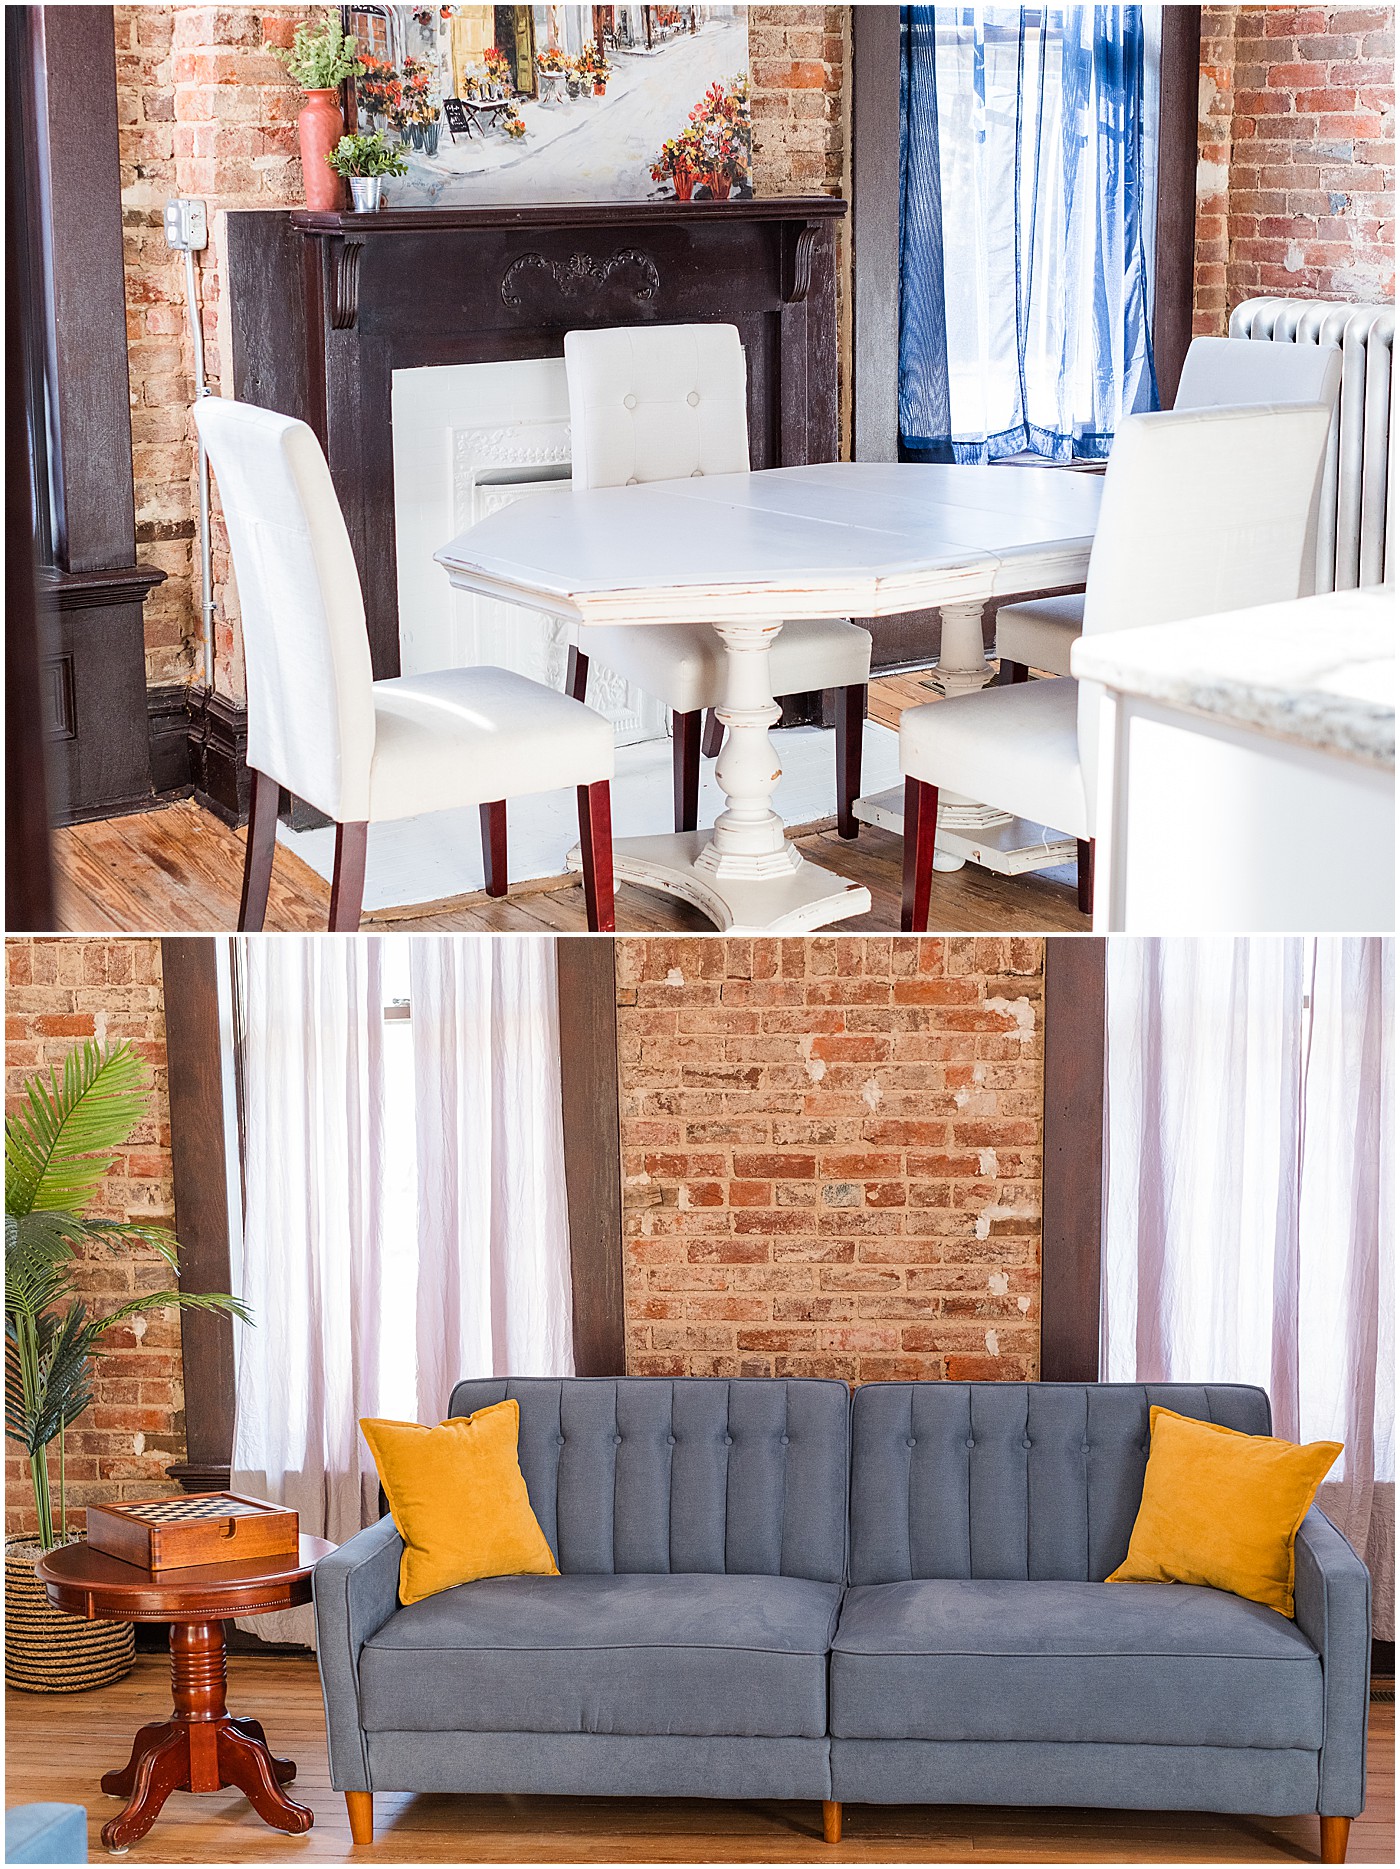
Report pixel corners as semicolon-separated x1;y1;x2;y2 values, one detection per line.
5;1537;135;1693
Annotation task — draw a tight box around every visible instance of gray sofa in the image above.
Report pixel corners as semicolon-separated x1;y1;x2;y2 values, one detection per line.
314;1378;1369;1861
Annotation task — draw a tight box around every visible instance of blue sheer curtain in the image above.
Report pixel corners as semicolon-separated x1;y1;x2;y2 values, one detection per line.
899;6;1158;464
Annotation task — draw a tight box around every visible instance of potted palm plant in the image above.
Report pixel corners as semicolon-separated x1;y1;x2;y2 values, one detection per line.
270;10;364;212
327;132;410;212
5;1041;251;1693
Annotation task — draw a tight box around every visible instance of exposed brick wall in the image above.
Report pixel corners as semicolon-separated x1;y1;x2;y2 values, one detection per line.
4;940;185;1538
1195;6;1395;333
116;5;849;704
616;937;1043;1385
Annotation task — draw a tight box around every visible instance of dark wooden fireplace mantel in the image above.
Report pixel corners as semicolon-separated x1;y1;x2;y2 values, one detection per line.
225;198;846;680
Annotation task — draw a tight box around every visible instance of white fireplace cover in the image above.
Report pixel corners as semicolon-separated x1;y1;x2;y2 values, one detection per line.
391;357;667;746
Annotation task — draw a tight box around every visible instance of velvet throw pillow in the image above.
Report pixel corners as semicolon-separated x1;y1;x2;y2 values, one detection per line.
360;1400;559;1606
1107;1405;1341;1617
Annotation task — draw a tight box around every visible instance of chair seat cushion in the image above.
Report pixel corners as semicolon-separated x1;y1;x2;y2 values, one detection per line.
899;677;1089;840
580;618;872;715
830;1579;1323;1750
359;1571;843;1739
994;592;1085;677
367;666;614;823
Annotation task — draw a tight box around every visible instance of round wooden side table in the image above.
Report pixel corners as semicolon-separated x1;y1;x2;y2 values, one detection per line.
36;1534;334;1855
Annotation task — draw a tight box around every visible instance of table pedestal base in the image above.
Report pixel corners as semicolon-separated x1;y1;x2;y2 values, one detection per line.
568;830;870;933
99;1621;311;1854
852;784;1079;877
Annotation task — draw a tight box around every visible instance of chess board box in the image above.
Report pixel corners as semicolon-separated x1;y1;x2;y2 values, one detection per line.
85;1492;299;1573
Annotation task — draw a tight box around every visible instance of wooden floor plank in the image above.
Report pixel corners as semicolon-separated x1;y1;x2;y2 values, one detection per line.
5;1655;1392;1863
52;795;1086;936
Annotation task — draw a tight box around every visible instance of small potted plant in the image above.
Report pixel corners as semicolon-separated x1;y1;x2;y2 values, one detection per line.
482;44;512;98
5;1041;251;1693
586;46;611;96
535;44;567;107
502;105;527;141
328;131;410;212
269;10;364;213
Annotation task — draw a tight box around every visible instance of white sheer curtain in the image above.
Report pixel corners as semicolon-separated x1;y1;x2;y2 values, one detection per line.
231;934;574;1643
1103;938;1394;1637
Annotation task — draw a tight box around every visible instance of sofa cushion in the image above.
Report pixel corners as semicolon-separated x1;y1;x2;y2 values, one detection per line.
360;1570;843;1739
830;1579;1323;1750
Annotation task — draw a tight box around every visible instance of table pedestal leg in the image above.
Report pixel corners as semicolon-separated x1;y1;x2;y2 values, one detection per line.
695;621;802;882
99;1620;312;1854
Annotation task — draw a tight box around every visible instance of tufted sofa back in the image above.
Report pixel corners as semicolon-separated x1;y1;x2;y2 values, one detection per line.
449;1376;849;1584
849;1381;1272;1585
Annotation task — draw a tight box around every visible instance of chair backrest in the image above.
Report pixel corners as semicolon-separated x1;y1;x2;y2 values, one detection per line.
1075;402;1332;821
193;397;376;823
448;1375;850;1583
563;323;750;490
848;1381;1272;1585
1175;334;1342;413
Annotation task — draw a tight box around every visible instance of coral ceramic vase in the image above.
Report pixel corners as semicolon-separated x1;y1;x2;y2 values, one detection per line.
298;88;346;212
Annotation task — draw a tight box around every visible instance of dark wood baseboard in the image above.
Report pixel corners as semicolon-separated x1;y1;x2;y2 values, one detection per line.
43;565;165;824
145;684;252;826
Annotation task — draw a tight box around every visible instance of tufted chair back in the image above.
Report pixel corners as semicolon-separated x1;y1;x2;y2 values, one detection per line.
563;324;750;490
849;1381;1272;1586
193;397;376;823
449;1376;849;1583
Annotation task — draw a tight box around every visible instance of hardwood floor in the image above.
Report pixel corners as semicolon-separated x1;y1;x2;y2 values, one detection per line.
52;803;1086;938
6;1656;1393;1864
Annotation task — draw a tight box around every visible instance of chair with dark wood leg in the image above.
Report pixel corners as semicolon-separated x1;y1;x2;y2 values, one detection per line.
197;398;618;934
897;402;1335;930
562;323;872;839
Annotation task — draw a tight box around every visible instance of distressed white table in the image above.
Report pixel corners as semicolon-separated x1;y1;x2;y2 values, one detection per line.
437;462;1102;932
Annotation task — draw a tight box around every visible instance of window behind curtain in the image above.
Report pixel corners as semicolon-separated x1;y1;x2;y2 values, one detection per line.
899;5;1160;463
1102;937;1393;1635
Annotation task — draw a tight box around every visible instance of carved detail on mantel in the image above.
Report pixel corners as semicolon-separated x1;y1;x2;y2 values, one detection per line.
500;248;661;310
787;224;821;305
329;236;365;329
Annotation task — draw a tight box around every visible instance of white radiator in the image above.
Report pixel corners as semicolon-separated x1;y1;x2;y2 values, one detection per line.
1229;296;1394;591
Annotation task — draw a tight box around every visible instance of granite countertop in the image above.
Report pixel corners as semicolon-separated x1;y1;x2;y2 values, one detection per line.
1071;587;1396;770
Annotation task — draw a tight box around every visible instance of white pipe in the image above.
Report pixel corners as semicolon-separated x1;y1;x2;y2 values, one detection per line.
183;243;216;693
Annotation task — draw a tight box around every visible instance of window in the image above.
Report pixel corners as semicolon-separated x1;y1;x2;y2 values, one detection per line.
899;6;1160;463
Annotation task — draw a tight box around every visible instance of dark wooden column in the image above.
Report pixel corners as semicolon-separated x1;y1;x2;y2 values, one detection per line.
851;3;901;466
19;6;164;824
1040;938;1107;1382
556;940;627;1375
1153;7;1204;407
161;938;237;1493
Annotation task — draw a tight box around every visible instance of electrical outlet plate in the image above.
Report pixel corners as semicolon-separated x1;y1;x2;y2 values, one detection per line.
163;198;208;252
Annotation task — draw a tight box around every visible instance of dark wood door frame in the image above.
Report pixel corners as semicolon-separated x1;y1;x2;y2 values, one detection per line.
1040;938;1107;1382
1152;7;1204;406
160;937;238;1492
555;940;627;1375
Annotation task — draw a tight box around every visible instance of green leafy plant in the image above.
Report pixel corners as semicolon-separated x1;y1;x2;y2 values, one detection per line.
326;131;409;179
270;11;363;91
5;1042;252;1551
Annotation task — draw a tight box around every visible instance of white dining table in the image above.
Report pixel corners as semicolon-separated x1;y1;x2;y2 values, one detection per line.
436;461;1103;933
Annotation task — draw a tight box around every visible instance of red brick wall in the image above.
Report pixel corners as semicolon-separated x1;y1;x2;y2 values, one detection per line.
4;941;185;1538
116;5;848;703
616;937;1044;1385
1195;6;1395;333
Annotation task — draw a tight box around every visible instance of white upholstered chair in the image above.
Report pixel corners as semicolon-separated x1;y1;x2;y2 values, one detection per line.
562;323;873;836
994;335;1344;681
194;398;617;933
901;402;1333;928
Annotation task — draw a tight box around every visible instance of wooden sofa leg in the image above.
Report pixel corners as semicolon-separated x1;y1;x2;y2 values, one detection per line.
345;1791;373;1845
1320;1815;1351;1863
822;1799;842;1845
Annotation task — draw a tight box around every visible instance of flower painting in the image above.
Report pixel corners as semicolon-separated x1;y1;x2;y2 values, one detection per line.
342;4;750;206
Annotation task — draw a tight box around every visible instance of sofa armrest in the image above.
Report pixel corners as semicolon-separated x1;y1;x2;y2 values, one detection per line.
1294;1505;1371;1817
313;1515;403;1791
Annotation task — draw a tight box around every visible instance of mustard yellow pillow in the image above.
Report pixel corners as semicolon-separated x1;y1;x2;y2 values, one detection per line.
360;1400;558;1606
1107;1405;1341;1616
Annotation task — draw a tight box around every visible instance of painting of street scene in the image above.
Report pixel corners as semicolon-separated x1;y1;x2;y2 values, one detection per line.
343;4;750;205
